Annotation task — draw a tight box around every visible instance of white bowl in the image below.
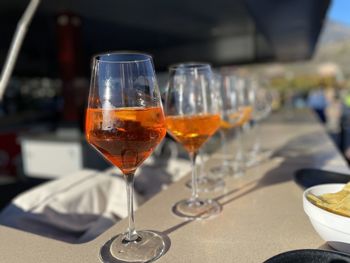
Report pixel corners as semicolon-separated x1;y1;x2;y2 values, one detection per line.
303;183;350;253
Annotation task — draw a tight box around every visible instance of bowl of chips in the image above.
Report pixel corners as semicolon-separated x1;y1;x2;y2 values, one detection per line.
303;183;350;253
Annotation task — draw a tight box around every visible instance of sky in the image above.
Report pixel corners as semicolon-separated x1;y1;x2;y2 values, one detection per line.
328;0;350;26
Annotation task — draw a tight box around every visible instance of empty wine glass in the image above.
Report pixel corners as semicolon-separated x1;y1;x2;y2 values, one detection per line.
234;76;254;171
85;52;167;262
247;78;273;166
210;73;246;177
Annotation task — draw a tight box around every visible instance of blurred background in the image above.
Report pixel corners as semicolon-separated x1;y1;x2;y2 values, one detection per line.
1;0;350;209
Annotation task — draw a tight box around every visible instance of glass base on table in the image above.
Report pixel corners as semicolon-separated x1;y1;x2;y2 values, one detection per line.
172;198;222;220
245;149;272;168
210;161;246;178
186;176;225;193
209;164;235;177
100;230;166;263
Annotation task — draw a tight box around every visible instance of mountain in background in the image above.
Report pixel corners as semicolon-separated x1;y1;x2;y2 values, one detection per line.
242;20;350;79
318;20;350;46
313;20;350;71
261;20;350;76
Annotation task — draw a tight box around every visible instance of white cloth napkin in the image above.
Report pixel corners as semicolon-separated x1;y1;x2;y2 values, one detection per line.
0;169;134;243
0;154;191;243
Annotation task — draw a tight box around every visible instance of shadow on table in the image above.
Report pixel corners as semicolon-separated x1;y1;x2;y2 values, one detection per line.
218;131;337;206
318;242;350;254
162;131;339;236
318;243;334;250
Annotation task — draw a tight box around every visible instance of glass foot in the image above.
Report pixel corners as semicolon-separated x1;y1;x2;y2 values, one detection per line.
246;149;272;168
172;198;222;220
233;161;245;178
246;152;263;168
186;176;225;192
210;164;235;177
100;230;166;263
210;162;245;178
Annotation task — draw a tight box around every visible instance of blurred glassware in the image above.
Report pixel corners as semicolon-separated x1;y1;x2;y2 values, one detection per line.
246;77;273;167
210;73;246;178
233;76;254;173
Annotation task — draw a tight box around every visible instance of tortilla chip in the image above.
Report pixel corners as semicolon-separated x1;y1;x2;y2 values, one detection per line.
320;190;349;204
307;193;323;205
307;183;350;218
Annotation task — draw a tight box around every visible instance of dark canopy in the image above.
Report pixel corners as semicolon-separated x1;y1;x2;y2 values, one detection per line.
0;0;330;75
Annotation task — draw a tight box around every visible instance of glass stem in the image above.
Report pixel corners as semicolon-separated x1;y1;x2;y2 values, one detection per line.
124;172;138;242
234;128;245;174
189;152;198;202
220;129;229;165
254;121;261;154
199;149;205;181
236;128;244;160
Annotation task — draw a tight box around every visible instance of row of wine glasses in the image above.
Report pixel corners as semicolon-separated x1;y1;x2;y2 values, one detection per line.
188;73;249;193
85;52;272;263
215;75;273;169
209;74;252;178
190;72;272;193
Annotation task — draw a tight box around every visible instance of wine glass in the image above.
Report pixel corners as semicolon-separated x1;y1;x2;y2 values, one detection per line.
85;52;167;262
210;73;245;177
246;78;273;166
185;76;226;193
164;63;222;219
234;76;253;170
